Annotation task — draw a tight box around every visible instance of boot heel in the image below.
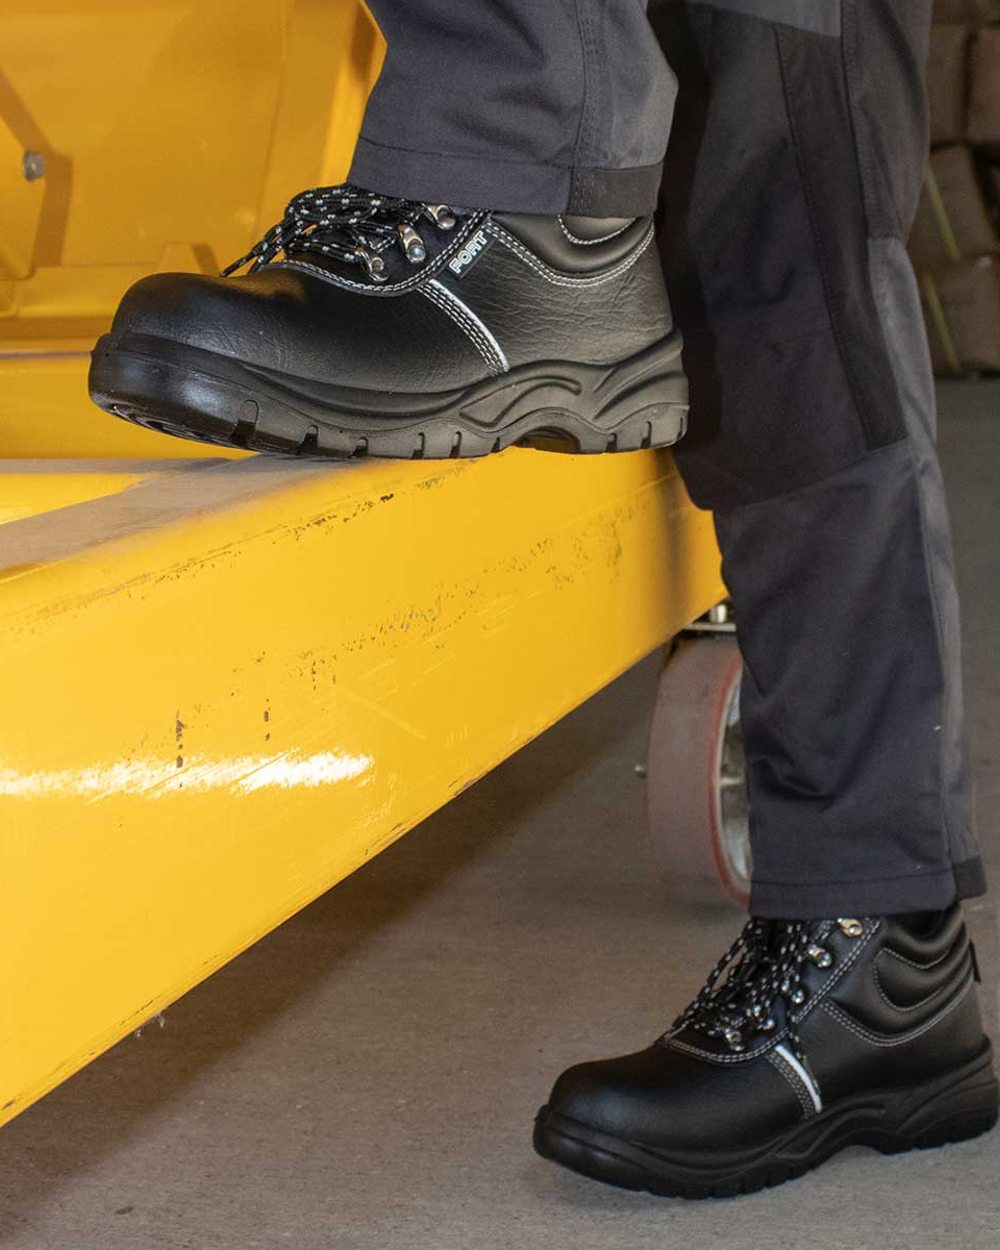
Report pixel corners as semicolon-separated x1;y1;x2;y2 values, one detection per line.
883;1045;1000;1152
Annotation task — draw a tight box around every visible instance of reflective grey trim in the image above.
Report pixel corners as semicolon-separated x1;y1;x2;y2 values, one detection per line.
687;0;842;36
773;1043;824;1113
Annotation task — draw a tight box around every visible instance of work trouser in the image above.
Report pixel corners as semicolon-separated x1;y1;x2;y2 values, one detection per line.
350;0;987;918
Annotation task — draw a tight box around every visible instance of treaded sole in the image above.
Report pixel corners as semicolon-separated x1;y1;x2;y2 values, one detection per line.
533;1042;999;1200
89;332;688;460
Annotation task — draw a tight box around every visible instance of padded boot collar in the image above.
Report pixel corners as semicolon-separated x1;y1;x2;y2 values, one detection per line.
491;213;650;273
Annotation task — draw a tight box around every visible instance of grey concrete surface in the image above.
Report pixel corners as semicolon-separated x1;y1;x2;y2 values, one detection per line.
2;382;999;1250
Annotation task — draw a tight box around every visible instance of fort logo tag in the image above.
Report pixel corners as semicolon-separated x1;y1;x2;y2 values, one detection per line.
448;230;492;277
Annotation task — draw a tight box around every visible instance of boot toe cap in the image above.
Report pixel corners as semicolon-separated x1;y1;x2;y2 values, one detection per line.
110;271;291;358
545;1042;806;1153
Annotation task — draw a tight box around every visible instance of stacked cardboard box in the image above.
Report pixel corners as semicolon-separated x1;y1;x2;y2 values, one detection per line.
910;4;1000;372
934;0;1000;22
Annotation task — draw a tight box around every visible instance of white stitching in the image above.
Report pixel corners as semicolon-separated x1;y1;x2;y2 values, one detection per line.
556;215;632;246
766;1051;814;1118
881;945;954;973
421;285;503;373
872;946;969;1015
485;221;654;287
664;920;882;1065
823;973;974;1048
424;279;508;373
419;285;504;375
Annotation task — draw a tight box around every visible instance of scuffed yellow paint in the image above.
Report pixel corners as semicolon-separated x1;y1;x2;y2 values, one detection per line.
0;449;723;1126
0;0;727;1133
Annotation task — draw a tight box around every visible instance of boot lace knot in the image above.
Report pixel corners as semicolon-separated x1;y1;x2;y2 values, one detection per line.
222;184;460;282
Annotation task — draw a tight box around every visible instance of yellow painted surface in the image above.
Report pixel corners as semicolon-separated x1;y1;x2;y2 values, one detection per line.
0;0;383;456
0;450;724;1126
0;354;251;459
0;461;173;523
0;0;727;1131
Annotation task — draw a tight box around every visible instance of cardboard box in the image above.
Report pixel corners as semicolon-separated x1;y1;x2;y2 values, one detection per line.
968;28;1000;150
933;0;1000;23
920;256;1000;373
909;144;998;270
929;25;969;145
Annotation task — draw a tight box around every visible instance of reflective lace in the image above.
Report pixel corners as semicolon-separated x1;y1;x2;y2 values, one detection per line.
669;918;845;1060
222;184;460;282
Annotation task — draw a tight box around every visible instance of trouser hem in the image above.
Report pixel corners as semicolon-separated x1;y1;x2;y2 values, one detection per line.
954;855;989;900
349;135;663;216
748;863;981;919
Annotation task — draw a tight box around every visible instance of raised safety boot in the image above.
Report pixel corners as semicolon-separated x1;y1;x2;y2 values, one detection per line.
534;904;998;1198
89;185;687;459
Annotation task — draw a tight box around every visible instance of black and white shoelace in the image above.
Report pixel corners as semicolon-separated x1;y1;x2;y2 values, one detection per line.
222;184;459;282
669;918;845;1060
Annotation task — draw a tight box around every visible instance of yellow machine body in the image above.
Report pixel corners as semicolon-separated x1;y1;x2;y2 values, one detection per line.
1;0;382;455
0;1;725;1127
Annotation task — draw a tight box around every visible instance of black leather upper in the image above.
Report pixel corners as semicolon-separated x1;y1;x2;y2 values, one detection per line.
546;905;989;1153
110;211;673;394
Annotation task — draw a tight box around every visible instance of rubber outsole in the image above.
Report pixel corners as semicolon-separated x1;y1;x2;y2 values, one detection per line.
533;1042;999;1200
89;332;689;460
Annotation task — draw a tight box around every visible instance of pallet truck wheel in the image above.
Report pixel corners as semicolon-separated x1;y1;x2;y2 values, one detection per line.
646;636;751;908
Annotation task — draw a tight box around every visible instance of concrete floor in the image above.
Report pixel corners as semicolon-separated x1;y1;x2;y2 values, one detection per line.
2;382;1000;1250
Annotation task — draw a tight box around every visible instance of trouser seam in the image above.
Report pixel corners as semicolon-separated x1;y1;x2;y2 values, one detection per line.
866;239;959;872
571;0;597;210
904;409;956;868
753;867;958;889
353;134;575;170
774;23;871;451
840;0;880;235
712;437;907;518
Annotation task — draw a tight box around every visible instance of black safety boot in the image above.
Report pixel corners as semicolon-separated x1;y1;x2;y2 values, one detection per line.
534;904;998;1199
89;185;687;459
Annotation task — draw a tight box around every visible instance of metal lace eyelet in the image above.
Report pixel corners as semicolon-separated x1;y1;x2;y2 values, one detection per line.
838;918;864;938
791;986;808;1006
397;223;427;263
808;944;834;969
760;1016;777;1032
425;204;457;230
724;1027;745;1051
352;246;388;282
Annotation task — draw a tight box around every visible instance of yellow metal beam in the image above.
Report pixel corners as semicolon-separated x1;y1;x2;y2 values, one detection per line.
0;353;249;459
0;458;181;523
0;449;723;1126
0;0;725;1136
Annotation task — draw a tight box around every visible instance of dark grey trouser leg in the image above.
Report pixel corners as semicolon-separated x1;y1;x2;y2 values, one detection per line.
654;0;986;916
349;1;676;215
